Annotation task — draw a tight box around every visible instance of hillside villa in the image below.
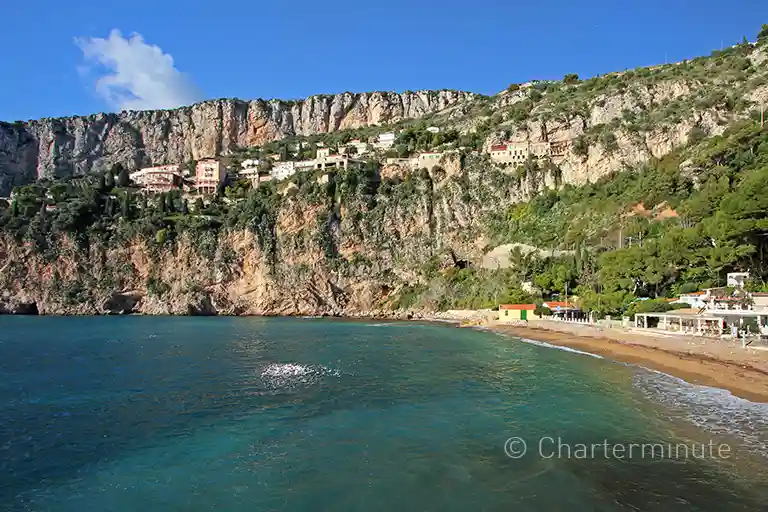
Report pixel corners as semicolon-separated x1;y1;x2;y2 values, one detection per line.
129;164;183;193
489;140;568;165
373;132;396;150
264;148;365;183
490;142;530;166
384;151;453;172
238;159;261;186
340;140;369;156
314;148;363;170
413;152;443;171
195;159;227;195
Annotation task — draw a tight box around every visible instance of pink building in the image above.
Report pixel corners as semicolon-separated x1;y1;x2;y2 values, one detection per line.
195;159;227;195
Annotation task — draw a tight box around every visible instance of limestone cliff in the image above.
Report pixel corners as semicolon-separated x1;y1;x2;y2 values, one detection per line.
0;159;511;316
0;90;474;195
3;42;768;317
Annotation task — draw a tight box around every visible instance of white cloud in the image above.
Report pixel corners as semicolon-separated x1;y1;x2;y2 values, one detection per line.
76;29;201;111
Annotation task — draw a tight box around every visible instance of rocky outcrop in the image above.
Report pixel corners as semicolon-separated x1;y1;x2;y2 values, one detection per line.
484;85;732;186
0;90;474;195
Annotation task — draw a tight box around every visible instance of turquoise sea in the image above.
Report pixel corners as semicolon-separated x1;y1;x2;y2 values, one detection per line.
1;317;767;511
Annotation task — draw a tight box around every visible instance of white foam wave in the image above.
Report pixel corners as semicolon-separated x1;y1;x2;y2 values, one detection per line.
517;337;604;359
260;363;340;389
633;370;768;458
261;363;313;378
508;333;768;457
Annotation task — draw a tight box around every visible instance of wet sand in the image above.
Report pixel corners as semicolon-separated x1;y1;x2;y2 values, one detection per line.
486;320;768;403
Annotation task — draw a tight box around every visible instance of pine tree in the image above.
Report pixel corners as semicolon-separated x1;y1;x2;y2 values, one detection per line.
120;194;130;217
104;197;115;216
165;193;175;213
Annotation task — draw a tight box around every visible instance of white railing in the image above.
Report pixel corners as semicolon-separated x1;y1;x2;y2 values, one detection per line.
545;316;593;325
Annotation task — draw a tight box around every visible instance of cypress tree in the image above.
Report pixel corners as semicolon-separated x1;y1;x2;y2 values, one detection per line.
117;168;130;187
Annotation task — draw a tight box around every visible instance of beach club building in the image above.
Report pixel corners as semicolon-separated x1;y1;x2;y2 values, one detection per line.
542;301;582;320
498;304;540;322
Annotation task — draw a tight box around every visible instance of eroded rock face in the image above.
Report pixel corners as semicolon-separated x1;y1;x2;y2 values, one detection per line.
0;161;513;316
0;90;475;195
0;297;39;315
484;80;733;187
102;290;143;315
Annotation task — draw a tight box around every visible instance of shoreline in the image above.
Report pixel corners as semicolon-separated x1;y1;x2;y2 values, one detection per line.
483;321;768;403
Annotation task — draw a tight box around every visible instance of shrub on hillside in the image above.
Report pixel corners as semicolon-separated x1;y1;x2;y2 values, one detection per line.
758;24;768;41
564;73;580;84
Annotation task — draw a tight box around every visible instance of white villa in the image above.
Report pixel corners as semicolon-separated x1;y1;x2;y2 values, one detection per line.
271;161;312;181
373;132;396;150
340;140;369;156
238;159;262;186
266;148;364;183
313;148;363;170
412;152;443;171
384;151;447;171
129;164;183;193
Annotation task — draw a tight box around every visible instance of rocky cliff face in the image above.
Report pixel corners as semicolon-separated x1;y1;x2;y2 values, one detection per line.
458;43;768;186
3;43;768;316
0;161;506;316
0;90;474;195
484;81;744;186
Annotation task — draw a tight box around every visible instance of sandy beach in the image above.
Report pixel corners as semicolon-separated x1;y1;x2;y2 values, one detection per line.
485;320;768;403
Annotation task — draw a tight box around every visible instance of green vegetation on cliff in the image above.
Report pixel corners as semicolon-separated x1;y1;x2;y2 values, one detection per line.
3;28;768;316
2;118;768;316
476;120;768;314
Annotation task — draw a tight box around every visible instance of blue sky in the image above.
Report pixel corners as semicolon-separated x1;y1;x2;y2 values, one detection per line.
1;0;767;121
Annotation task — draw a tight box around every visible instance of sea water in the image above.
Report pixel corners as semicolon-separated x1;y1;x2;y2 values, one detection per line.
0;316;766;511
